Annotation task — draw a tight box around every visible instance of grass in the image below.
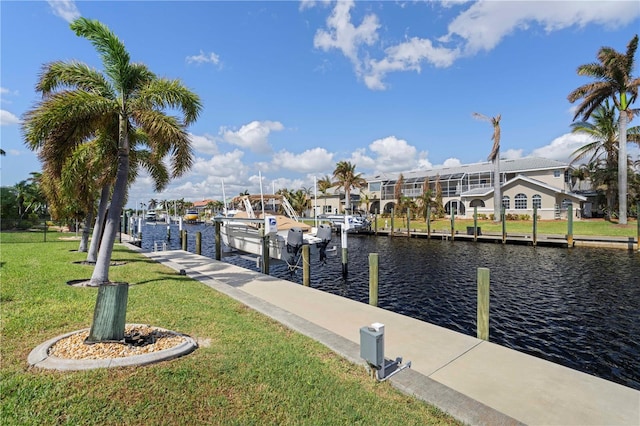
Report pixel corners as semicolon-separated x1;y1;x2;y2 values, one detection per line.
0;235;460;425
370;217;639;238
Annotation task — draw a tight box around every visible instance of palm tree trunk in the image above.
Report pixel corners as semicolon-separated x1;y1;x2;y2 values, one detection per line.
493;157;501;222
618;111;628;225
86;184;110;263
88;115;130;341
78;209;93;252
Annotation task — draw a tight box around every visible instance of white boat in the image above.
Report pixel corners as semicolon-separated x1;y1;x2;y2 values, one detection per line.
219;194;332;267
144;211;158;223
318;212;371;233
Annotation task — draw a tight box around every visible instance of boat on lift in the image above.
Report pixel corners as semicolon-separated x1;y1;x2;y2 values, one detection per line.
219;194;333;267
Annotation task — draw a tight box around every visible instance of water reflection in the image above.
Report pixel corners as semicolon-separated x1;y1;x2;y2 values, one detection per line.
140;223;640;390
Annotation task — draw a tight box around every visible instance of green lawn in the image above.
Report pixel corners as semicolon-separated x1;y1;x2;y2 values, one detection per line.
371;217;639;238
0;236;459;425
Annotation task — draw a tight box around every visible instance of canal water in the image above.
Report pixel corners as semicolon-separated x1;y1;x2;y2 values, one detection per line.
140;223;640;390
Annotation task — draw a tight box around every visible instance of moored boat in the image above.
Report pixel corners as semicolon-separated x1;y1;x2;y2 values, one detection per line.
219;194;333;267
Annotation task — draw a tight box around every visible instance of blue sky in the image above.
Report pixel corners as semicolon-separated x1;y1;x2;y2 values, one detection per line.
1;1;639;208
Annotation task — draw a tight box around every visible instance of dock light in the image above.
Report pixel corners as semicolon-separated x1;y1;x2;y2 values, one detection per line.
359;322;411;381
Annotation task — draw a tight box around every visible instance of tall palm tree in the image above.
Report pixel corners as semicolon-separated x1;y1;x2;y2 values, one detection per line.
333;161;366;213
473;112;502;222
394;173;405;216
568;34;639;225
22;18;201;342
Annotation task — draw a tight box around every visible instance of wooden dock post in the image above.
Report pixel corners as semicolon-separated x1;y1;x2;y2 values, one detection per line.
390;208;395;237
427;205;431;239
181;230;187;251
533;206;538;246
195;231;202;255
215;221;221;261
477;268;490;341
369;253;378;306
450;208;455;241
501;207;506;244
374;212;378;235
407;208;411;237
302;245;310;287
637;203;640;250
567;205;574;247
166;225;171;241
473;206;478;241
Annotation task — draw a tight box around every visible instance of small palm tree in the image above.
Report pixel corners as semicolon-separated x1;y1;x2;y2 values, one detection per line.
22;18;201;342
473;112;502;222
568;34;639;225
333;161;366;213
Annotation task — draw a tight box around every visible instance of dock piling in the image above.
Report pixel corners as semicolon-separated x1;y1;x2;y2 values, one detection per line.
369;253;378;306
196;231;202;255
477;267;490;341
567;205;574;247
303;245;310;287
215;221;221;261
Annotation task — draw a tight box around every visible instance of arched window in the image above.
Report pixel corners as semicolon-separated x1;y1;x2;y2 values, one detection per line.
532;194;542;209
469;199;485;207
515;193;527;209
502;195;510;209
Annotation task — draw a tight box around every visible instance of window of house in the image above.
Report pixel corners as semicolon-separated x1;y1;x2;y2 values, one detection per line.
554;170;561;178
323;205;333;214
515;193;527;209
532;194;542;209
502;195;510;209
369;182;381;192
562;198;572;209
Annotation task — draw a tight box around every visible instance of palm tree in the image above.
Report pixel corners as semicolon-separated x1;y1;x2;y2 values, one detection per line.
568;34;639;225
570;101;621;218
417;176;433;220
317;174;333;214
473;112;502;222
333;161;366;213
288;189;309;216
22;18;201;342
394;173;405;217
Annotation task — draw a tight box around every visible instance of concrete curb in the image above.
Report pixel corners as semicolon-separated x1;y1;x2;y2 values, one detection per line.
27;324;198;371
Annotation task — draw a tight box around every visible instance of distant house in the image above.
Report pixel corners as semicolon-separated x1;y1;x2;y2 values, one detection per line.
364;157;590;220
191;199;216;217
311;185;367;216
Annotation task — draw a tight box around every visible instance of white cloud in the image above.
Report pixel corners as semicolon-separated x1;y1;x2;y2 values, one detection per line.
367;135;424;173
189;133;218;155
220;120;284;154
313;0;379;76
443;1;639;56
191;150;247;178
441;158;462;168
530;132;592;163
502;148;524;160
0;110;20;126
272;147;334;173
47;0;80;23
186;50;222;67
310;1;640;90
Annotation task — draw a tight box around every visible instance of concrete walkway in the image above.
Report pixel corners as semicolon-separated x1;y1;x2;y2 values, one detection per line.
143;248;639;426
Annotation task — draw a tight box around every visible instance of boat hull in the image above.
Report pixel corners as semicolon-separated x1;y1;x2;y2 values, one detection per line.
220;223;321;264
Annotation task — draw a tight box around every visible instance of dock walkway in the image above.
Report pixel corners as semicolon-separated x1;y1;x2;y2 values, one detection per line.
141;247;639;425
